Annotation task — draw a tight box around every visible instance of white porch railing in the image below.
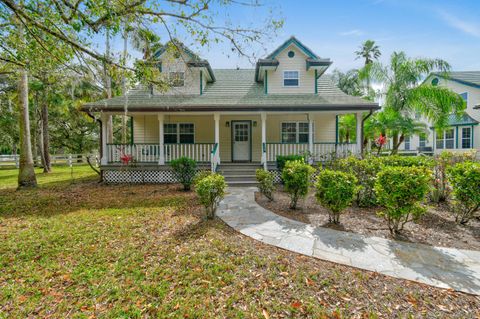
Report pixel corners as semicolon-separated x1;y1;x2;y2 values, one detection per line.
165;143;213;163
211;143;220;172
265;143;309;162
107;144;160;163
265;142;358;162
106;143;215;164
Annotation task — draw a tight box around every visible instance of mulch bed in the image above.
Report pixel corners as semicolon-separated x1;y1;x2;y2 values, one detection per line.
255;188;480;250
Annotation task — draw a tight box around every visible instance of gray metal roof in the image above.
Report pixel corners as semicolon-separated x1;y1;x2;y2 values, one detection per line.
82;69;378;112
447;113;479;126
431;71;480;89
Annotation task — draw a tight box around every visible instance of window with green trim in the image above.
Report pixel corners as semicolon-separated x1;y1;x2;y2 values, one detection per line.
436;128;454;149
164;123;194;144
462;127;472;149
404;136;410;150
419;133;427;148
281;122;309;143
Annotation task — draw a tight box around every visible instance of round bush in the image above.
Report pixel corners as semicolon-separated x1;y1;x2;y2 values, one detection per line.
170;157;197;191
447;161;480;224
315;169;358;224
255;169;275;201
374;166;431;235
195;173;226;219
281;159;315;209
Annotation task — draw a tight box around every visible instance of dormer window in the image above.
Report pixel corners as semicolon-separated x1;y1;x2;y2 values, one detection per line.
169;72;185;87
283;71;299;87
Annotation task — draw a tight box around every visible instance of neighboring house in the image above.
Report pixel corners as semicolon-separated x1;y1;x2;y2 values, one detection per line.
403;72;480;154
82;37;379;184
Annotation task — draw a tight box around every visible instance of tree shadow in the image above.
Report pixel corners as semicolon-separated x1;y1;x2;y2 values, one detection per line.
387;240;480;294
0;180;197;219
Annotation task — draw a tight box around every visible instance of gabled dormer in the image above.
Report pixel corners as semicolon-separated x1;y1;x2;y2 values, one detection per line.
153;40;215;95
255;36;332;94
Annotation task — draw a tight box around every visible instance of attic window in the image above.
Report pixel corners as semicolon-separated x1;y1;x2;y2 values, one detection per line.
288;50;295;58
431;78;439;86
283;71;299;87
169;72;185;87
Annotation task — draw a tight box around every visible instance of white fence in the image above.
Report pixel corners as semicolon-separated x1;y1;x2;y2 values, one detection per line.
0;154;97;168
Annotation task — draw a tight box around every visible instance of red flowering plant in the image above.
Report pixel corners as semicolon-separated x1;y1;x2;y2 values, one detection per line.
120;153;134;166
374;134;387;155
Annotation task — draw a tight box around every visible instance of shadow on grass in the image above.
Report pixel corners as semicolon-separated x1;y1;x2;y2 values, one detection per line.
0;179;198;219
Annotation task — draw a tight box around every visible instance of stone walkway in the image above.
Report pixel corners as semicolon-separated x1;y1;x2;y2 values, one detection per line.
217;187;480;295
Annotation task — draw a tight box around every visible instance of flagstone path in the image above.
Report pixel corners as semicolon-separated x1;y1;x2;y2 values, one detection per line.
217;187;480;295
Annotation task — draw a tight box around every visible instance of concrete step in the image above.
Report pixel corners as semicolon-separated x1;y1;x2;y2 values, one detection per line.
220;170;257;176
224;175;256;182
227;180;259;187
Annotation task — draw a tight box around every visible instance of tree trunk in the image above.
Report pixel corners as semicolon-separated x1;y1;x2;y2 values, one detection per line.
390;133;399;155
17;58;37;188
121;23;129;144
104;28;113;143
41;95;51;172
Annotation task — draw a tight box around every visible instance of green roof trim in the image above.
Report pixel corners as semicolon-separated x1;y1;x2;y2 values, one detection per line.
430;71;480;89
430;113;479;128
266;36;319;60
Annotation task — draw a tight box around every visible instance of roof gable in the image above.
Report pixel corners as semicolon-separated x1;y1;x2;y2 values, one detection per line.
265;36;319;60
430;71;480;89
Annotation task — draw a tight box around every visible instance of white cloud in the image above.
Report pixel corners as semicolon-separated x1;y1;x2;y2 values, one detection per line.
339;29;365;36
438;10;480;38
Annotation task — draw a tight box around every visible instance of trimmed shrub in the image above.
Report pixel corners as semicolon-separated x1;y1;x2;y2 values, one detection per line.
256;169;275;201
431;151;477;203
447;161;480;225
195;173;227;219
193;170;212;187
374;166;431;235
282;159;315;209
315;169;358;224
336;156;382;207
276;155;304;172
379;155;434;168
170;157;197;191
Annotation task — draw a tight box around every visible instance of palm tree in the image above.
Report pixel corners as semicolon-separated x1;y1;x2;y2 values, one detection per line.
372;108;427;154
369;51;465;153
129;27;161;60
355;40;381;66
331;69;362;96
338;114;356;143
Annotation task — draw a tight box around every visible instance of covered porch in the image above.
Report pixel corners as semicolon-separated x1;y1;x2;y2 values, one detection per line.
100;111;363;171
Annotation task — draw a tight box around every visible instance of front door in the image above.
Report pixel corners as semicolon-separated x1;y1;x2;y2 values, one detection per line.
232;121;251;162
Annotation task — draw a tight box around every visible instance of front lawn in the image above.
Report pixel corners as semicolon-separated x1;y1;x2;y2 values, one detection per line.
0;167;479;318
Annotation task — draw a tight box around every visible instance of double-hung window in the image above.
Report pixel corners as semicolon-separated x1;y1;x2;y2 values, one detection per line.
283;71;299;87
281;122;309;143
169;72;185;87
436;128;454;149
419;133;427;148
164;123;194;144
462;127;472;149
404;136;410;150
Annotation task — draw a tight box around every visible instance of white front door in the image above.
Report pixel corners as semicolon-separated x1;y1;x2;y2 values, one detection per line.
232;121;251;161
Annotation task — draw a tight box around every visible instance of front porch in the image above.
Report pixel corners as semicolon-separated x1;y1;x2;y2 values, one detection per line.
100;111;362;173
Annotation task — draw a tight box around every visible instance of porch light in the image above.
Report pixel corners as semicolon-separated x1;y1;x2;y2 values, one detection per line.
252;121;257;127
225;121;230;127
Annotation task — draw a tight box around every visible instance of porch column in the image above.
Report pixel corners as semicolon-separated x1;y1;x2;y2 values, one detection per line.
158;114;165;165
261;112;267;170
356;112;363;155
100;113;108;165
214;112;220;163
308;113;314;159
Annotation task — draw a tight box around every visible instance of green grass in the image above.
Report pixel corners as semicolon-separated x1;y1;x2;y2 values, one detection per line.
0;168;478;318
0;165;97;189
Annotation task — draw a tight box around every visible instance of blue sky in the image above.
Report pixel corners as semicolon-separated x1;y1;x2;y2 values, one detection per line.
100;0;480;72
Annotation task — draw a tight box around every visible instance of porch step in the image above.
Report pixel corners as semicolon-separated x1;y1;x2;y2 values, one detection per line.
218;163;260;186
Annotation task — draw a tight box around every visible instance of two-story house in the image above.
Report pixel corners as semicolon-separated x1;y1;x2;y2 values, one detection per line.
401;72;479;155
82;37;379;184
